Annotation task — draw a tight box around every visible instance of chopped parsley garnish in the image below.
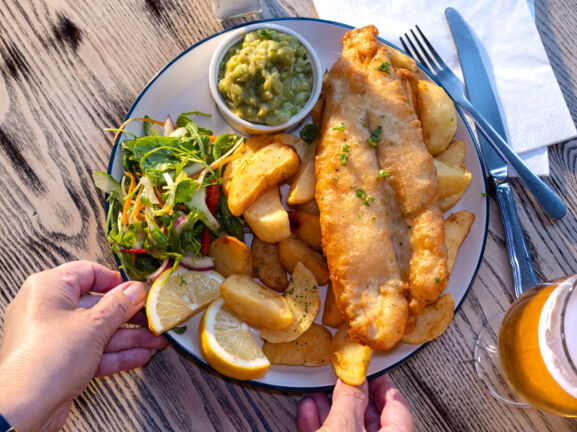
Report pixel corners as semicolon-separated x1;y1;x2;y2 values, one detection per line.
338;143;350;166
435;277;440;283
332;122;346;131
172;326;187;334
356;189;366;199
367;125;382;147
377;61;391;74
377;169;390;179
299;123;318;144
481;192;487;197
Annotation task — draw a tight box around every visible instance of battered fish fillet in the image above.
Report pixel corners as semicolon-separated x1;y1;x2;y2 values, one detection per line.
315;26;448;350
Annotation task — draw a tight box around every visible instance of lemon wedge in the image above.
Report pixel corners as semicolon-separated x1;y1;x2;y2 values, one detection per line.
199;297;270;381
146;266;223;336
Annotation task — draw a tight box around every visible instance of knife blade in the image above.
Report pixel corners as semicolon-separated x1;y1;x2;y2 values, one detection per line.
445;7;539;296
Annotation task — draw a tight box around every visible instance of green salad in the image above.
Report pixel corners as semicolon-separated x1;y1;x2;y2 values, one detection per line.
93;112;245;281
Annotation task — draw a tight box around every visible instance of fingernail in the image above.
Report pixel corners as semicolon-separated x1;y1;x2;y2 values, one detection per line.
123;282;147;305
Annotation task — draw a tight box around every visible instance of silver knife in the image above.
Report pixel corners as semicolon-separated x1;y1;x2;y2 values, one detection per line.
445;7;539;297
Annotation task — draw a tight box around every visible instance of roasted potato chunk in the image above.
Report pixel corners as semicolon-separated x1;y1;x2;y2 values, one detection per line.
227;142;300;216
401;293;454;344
418;80;458;155
278;237;329;285
220;275;293;330
244;186;291;243
435;139;466;167
445;211;475;273
434;159;472;198
262;324;332;367
274;133;309;162
331;324;373;386
287;156;317;205
294;199;320;215
251;238;288;292
222;135;273;195
289;211;322;251
208;236;252;277
322;282;344;328
260;262;321;343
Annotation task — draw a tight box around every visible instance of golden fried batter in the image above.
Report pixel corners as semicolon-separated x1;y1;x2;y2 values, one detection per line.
315;26;447;350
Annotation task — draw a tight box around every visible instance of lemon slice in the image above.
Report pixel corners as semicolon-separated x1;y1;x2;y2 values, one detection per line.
199;297;270;381
146;266;223;336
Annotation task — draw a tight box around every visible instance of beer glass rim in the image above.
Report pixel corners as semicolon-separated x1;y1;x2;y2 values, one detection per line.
561;279;577;378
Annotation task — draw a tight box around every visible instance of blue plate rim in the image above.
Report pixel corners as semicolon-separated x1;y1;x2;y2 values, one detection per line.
104;16;490;393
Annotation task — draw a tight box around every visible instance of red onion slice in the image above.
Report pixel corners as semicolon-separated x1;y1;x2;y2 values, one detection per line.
174;215;188;235
180;255;215;271
146;259;170;284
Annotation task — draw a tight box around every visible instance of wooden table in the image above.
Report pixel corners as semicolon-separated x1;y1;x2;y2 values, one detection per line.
1;0;576;430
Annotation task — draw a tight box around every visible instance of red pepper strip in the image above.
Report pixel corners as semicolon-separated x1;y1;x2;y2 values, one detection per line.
205;183;220;216
119;248;148;254
200;229;212;256
200;183;220;256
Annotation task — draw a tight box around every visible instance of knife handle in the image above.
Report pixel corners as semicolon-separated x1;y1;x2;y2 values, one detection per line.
460;99;566;219
494;180;540;297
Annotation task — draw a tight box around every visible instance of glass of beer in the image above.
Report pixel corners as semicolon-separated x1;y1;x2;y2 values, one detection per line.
474;275;577;417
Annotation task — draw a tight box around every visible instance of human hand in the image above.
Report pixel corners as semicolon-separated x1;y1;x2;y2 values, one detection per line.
0;260;168;432
297;374;415;432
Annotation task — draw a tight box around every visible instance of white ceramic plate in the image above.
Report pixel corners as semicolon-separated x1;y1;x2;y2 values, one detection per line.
107;18;489;391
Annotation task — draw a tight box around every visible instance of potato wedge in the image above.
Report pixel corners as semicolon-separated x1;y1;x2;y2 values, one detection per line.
251;237;288;292
287;156;317;205
434;159;472;198
440;188;467;213
322;282;344;328
418;80;458;155
262;323;332;367
244;186;291;243
260;262;321;343
445;211;475;273
227;142;300;216
294;199;320;215
208;236;252;277
311;97;324;126
435;139;466;167
289;211;322;251
274;133;310;162
401;293;454;344
331;324;373;386
222;135;273;195
220;274;293;330
278;237;329;285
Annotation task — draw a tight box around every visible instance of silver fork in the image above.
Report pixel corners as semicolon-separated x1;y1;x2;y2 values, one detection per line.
400;26;566;219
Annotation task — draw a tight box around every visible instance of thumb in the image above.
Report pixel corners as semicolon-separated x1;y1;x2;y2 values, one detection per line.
88;281;147;344
320;379;368;432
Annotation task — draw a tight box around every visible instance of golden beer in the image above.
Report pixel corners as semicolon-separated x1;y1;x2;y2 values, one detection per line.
498;277;577;417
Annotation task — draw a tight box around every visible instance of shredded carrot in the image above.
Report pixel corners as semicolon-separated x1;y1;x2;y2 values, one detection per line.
122;172;136;226
209;136;217;142
210;145;242;170
154;186;165;207
131;193;144;222
112;117;164;147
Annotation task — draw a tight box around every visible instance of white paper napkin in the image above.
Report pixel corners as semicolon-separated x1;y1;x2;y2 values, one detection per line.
312;0;577;176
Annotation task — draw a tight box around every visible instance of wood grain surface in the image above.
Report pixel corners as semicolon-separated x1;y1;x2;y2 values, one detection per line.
0;0;576;430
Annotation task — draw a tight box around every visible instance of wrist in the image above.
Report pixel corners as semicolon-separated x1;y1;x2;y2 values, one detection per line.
0;361;54;432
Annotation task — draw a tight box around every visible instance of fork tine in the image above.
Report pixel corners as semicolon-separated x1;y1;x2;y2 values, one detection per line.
409;29;440;72
399;37;411;58
415;25;446;68
401;33;427;69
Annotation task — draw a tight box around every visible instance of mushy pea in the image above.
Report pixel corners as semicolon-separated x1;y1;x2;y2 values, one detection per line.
217;29;314;126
